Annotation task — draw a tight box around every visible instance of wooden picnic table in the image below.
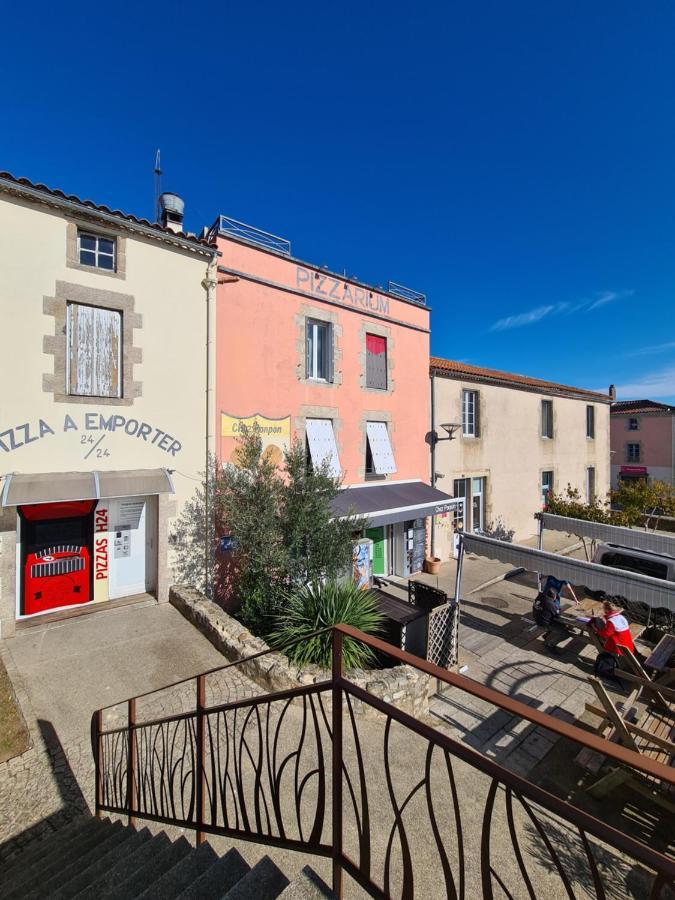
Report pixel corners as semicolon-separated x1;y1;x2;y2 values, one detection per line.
559;597;646;652
643;633;675;691
645;633;675;672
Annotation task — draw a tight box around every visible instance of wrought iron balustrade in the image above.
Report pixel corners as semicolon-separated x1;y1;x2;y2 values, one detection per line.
92;625;675;899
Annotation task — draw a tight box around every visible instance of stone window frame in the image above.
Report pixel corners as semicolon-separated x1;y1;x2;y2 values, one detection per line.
294;304;343;388
461;387;484;440
295;404;344;474
626;416;640;432
359;322;395;394
43;280;142;406
358;410;395;481
66;221;127;281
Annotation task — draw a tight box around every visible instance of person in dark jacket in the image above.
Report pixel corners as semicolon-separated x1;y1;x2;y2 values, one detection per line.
533;588;572;655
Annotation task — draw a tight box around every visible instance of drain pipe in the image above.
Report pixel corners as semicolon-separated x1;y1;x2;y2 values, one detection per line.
430;370;436;558
202;257;218;597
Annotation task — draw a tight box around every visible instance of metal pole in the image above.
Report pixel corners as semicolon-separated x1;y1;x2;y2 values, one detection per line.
331;629;344;899
537;514;544;591
127;699;136;827
196;675;206;846
94;709;103;819
454;533;465;603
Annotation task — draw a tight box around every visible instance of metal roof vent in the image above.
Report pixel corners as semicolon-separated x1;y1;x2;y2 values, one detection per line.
159;192;185;234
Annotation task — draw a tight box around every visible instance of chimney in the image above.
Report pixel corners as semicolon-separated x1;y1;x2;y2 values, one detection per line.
158;192;185;234
609;384;617;402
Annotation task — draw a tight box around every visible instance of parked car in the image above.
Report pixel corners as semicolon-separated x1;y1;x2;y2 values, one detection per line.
588;543;675;629
592;543;675;583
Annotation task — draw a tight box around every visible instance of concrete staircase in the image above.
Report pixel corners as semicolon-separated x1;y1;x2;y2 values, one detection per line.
0;817;333;900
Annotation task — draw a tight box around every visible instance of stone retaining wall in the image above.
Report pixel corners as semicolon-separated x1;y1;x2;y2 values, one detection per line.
170;585;434;719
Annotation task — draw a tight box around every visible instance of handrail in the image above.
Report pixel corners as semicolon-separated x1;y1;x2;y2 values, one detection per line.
93;624;675;898
333;624;675;785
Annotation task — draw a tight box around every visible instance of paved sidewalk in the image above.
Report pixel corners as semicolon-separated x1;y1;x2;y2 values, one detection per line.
429;558;615;777
412;527;583;597
0;602;256;860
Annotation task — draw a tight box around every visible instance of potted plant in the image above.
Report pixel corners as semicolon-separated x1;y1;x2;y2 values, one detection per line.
424;556;442;575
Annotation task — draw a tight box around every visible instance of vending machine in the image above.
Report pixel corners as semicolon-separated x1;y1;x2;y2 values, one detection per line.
20;501;94;616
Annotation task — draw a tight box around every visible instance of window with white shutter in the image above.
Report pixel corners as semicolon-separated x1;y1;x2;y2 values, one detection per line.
365;421;397;474
305;419;341;477
67;303;122;398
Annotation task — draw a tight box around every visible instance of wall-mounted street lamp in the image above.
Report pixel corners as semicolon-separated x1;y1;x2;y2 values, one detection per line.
432;422;461;443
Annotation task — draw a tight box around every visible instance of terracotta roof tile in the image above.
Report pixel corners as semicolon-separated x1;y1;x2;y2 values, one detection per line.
611;399;674;415
0;171;214;250
429;356;610;402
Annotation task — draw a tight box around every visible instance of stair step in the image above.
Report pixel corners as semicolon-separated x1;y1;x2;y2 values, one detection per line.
115;835;192;897
22;821;133;899
137;841;218;900
47;826;151;899
175;847;250;900
277;867;335;899
1;815;93;880
78;831;173;900
2;818;113;898
222;855;290;900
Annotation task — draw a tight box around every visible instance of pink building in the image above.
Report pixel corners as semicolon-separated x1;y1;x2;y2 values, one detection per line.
211;216;453;578
610;399;675;487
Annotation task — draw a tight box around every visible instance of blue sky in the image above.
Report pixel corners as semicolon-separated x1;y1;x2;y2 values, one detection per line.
3;1;675;400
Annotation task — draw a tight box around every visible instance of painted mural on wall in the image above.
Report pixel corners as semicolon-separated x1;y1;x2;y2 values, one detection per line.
221;413;291;467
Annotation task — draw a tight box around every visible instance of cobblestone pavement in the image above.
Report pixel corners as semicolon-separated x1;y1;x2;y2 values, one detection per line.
0;602;262;863
430;565;636;776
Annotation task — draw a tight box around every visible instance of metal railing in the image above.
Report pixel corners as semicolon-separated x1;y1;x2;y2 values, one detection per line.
208;215;292;256
386;281;426;306
92;625;675;898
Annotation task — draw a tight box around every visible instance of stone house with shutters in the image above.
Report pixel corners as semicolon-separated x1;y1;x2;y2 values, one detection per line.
429;357;612;555
0;172;216;638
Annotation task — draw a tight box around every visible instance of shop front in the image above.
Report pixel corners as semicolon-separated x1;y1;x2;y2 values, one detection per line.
2;469;172;621
333;480;458;578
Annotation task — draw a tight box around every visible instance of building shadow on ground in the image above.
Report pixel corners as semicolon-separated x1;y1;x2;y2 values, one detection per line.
0;719;90;864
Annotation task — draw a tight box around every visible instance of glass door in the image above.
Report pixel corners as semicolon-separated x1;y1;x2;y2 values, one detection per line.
471;477;485;533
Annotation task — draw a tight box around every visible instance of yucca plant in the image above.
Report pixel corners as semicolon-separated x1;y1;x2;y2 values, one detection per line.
270;580;384;671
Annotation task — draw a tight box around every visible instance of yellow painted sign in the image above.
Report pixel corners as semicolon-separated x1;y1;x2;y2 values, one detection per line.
221;413;291;467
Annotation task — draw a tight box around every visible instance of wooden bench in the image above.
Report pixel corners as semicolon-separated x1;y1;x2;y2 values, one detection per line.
577;676;675;809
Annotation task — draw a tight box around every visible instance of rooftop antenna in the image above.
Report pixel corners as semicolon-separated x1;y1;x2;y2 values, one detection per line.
154;149;162;223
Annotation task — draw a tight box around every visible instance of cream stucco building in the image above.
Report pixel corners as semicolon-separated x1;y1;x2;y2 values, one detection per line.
430;358;612;557
0;173;216;638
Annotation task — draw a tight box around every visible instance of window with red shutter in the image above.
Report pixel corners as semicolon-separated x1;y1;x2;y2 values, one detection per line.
365;334;387;389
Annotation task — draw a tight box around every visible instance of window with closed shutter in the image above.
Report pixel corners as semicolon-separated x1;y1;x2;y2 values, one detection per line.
305;419;341;477
365;334;387;389
68;303;121;398
366;421;397;474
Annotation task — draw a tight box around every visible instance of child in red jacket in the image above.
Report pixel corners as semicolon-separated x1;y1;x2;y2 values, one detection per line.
593;600;635;656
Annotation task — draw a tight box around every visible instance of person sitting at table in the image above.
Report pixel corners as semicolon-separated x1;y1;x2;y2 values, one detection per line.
533;587;573;655
591;600;635;656
542;574;580;611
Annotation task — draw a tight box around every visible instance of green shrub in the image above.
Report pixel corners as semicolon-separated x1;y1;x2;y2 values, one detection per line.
270;580;384;671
